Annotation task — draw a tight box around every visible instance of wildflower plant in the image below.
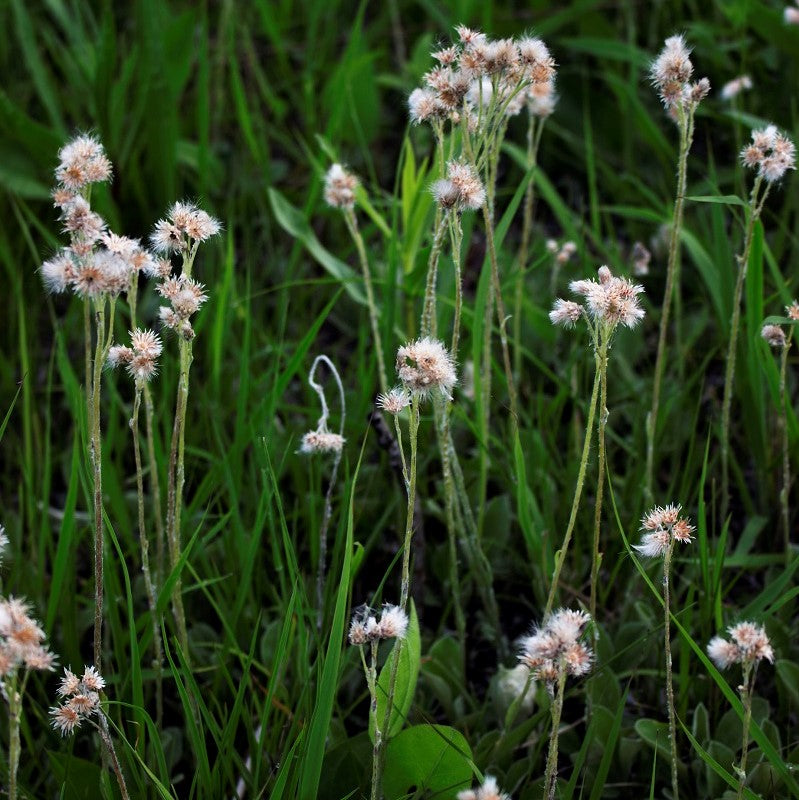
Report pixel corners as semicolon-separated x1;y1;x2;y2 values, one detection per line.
518;608;593;800
300;355;346;625
348;602;409;800
0;594;55;800
645;35;710;501
707;622;774;799
634;504;695;800
153;200;220;658
721;126;796;519
50;666;130;799
548;266;645;620
761;300;798;557
107;327;165;723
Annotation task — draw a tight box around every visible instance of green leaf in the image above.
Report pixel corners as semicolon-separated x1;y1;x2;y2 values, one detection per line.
382;724;473;799
297;454;358;800
370;601;421;742
267;187;366;305
686;194;746;206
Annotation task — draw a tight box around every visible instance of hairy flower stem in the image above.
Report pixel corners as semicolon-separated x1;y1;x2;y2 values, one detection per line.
545;363;601;617
7;672;28;800
513;113;543;379
165;336;192;659
344;209;388;393
544;665;568;800
589;334;609;631
779;330;794;560
96;714;130;800
131;389;164;726
663;543;679;800
736;662;756;800
91;299;109;671
376;396;420;799
646;107;694;504
721;177;769;522
420;216;449;340
143;385;165;587
434;399;466;648
362;642;381;800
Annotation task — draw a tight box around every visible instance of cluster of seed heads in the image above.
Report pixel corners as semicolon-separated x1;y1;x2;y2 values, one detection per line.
707;622;774;669
741;125;797;183
49;666;106;736
649;34;710;115
0;597;55;677
107;329;163;384
634;504;695;559
348;604;409;645
395;336;457;401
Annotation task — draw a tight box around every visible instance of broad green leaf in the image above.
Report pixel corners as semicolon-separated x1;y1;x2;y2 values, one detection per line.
382;724;473;799
686;194;746;206
370;602;421;742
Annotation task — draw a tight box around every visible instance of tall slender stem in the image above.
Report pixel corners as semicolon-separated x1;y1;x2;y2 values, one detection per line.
544;666;568;800
367;642;381;800
779;331;793;560
7;674;20;800
165;336;192;658
91;300;106;670
131;388;164;726
664;544;679;800
589;333;609;629
419;216;449;340
721;177;768;521
736;663;755;800
143;384;165;587
96;714;130;800
646;107;693;503
345;209;388;393
376;396;420;799
545;360;601;617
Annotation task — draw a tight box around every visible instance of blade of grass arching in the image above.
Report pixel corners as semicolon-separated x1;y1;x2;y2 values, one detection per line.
268;188;366;305
252;585;298;788
269;729;305;800
9;0;66;133
607;472;799;796
0;385;20;442
210;232;235;393
695;433;716;631
587;688;627;800
106;704;174;798
680;722;759;800
45;436;79;632
162;622;213;789
211;623;259;791
740;555;799;618
297;445;359;800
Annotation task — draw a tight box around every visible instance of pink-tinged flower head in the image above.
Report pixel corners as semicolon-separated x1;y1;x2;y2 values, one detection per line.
708;622;773;669
762;324;787;348
432;161;485;211
377;604;409;640
396;337;457;400
408;88;445;124
457;775;511;800
41;251;76;294
55;134;112;190
720;75;752;101
324;164;359;210
787;300;799;321
549;299;584;328
741;126;796;184
518;607;594;685
707;636;741;669
376;387;410;415
50;705;82;736
300;430;345;455
567;266;646;329
635;503;694;558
